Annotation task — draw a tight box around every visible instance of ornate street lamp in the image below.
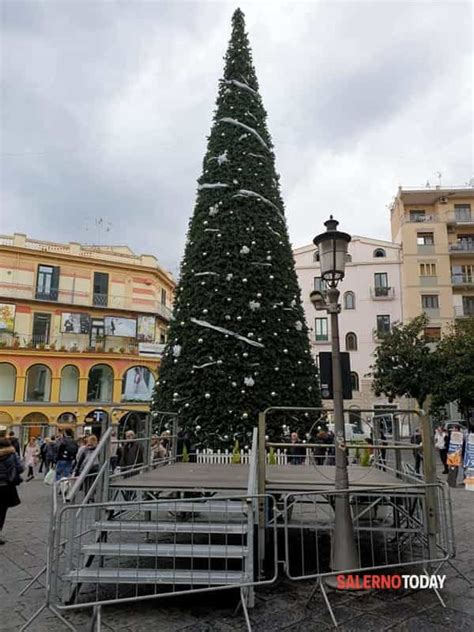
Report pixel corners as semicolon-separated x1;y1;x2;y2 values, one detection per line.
310;216;359;575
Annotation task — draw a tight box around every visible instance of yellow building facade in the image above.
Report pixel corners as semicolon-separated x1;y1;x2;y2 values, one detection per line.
391;186;474;337
0;233;175;443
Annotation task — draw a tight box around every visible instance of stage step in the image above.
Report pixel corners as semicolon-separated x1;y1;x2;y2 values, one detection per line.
109;500;248;514
82;542;248;558
64;568;246;585
94;520;248;535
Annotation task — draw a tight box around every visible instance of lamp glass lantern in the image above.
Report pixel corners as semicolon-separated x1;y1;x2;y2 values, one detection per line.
313;216;351;287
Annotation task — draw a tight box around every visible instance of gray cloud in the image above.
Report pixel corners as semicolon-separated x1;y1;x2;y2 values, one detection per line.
1;1;472;275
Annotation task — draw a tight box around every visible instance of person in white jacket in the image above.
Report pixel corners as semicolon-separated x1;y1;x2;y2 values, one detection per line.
23;438;39;481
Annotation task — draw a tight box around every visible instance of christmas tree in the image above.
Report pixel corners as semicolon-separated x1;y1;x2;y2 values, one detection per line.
153;9;321;447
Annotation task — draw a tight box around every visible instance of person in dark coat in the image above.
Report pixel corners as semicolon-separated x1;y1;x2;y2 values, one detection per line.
0;438;24;544
7;431;20;455
118;430;144;473
287;432;306;465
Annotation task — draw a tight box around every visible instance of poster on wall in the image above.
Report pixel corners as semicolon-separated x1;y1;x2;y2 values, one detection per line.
0;304;15;331
122;366;154;401
104;316;137;338
61;313;91;334
137;315;156;342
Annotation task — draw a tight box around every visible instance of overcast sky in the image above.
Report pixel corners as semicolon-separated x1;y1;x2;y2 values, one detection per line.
1;0;472;275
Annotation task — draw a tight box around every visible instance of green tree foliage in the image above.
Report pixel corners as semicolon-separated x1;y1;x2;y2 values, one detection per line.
369;314;436;409
430;318;474;419
152;10;320;448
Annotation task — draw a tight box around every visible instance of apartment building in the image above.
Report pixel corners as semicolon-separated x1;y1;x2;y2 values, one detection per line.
0;233;175;443
390;185;474;338
294;235;411;428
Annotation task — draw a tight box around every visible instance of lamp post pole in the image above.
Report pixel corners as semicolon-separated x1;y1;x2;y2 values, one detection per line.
311;216;359;576
326;286;359;572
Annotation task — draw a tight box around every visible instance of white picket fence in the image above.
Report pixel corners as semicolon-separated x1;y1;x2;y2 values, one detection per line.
194;448;313;466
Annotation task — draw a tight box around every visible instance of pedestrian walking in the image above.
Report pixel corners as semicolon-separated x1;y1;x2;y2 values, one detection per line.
23;437;39;481
38;438;48;473
434;425;448;473
410;428;423;474
55;429;78;481
0;437;24;544
287;432;306;465
45;436;57;472
7;431;20;455
74;435;99;499
118;430;144;474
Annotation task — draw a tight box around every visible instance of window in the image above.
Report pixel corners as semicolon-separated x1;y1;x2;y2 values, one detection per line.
421;295;439;309
160;330;166;344
374;272;389;296
454;204;471;221
462;296;474;316
343;291;355;310
417;232;434;245
89;318;105;349
32;313;51;345
410;210;426;222
36;265;59;300
313;250;320;262
373;248;386;258
350;372;359;392
161;289;167;306
93;272;109;306
25;364;51;401
87;364;113;402
314;277;327;292
122;366;154;402
348;407;362;432
60;365;79;402
376;315;391;335
0;363;16;401
346;253;352;263
419;263;437;276
345;332;358;351
457;234;474;251
315;317;328;342
424;327;441;342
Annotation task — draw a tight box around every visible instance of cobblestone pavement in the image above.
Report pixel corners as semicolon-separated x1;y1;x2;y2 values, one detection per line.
1;468;473;632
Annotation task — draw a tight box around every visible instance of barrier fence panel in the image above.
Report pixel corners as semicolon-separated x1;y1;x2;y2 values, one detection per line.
282;483;453;582
40;494;278;631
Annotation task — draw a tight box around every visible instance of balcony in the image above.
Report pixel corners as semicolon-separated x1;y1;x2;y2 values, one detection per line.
454;305;474;318
0;332;140;354
403;214;437;224
0;281;174;320
447;212;473;225
370;286;395;300
451;274;474;287
449;242;474;254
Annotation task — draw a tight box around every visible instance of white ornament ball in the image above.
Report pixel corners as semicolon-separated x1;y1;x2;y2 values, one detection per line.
205;393;211;399
242;413;248;419
198;338;204;344
271;392;276;397
283;349;288;354
196;425;201;431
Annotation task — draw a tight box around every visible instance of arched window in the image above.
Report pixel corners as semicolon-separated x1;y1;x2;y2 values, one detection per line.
122;366;154;402
25;364;51;402
60;365;79;402
87;364;113;402
351;372;359;392
343;291;355;310
346;332;358;351
346;253;352;263
373;248;386;258
313;250;320;262
0;363;16;401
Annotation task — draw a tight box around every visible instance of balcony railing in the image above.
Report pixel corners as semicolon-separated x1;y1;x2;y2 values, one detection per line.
0;332;140;354
370;286;395;300
449;242;474;253
403;214;437;223
0;281;174;320
454;306;474;318
447;212;473;224
451;274;474;286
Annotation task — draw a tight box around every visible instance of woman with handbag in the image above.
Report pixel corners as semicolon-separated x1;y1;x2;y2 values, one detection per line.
0;437;24;544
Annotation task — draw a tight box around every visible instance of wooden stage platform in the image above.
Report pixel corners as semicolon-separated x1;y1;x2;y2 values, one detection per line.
111;463;407;494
